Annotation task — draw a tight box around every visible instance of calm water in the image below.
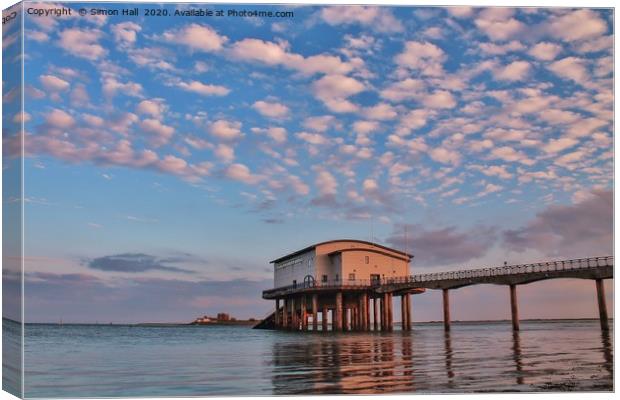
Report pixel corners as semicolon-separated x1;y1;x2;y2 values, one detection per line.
17;319;613;397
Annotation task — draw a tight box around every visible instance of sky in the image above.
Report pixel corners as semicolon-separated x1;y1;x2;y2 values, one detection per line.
2;2;614;323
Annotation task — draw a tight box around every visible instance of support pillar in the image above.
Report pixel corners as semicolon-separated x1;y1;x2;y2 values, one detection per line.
510;284;519;331
335;292;343;331
312;294;318;331
291;297;297;330
380;294;386;331
322;306;328;332
387;293;393;331
405;293;411;331
373;297;379;331
275;299;280;328
301;296;308;331
443;289;450;331
282;298;288;329
401;295;407;331
596;279;609;331
365;293;371;331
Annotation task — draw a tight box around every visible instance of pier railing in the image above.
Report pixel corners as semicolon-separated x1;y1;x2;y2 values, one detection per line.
262;256;613;298
388;256;613;284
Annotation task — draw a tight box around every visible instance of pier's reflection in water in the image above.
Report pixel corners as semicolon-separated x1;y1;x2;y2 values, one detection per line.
270;322;613;394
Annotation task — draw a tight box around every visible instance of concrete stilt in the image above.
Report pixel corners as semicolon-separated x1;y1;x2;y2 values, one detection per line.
275;299;280;328
596;279;609;331
401;295;406;331
322;306;328;332
312;294;318;331
442;289;450;331
510;284;519;331
380;295;386;331
406;293;412;330
282;298;288;329
291;297;297;330
387;293;393;331
373;297;379;331
365;293;371;331
335;292;343;331
301;296;308;331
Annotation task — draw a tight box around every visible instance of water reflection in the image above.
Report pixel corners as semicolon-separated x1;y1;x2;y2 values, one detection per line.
444;331;454;382
512;331;524;385
271;333;421;394
600;330;613;378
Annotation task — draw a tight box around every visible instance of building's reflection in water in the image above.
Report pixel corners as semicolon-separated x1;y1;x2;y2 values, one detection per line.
600;330;613;378
271;332;421;394
512;331;524;385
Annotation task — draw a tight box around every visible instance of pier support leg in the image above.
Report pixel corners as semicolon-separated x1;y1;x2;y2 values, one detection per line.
401;295;406;331
291;297;297;330
322;306;328;332
312;294;318;331
510;284;519;331
405;293;411;331
596;279;609;331
282;298;288;329
275;299;280;328
335;292;343;331
365;294;370;331
387;293;393;331
301;296;308;331
443;289;450;331
373;297;379;331
381;294;387;331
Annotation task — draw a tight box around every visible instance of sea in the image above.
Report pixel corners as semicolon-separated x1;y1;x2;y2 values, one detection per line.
4;319;614;397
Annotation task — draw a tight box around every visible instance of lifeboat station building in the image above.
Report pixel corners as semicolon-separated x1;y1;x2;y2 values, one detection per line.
260;240;424;332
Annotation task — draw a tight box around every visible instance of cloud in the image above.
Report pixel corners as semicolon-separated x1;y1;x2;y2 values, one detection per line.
422;90;456;109
161;23;227;52
387;224;497;267
429;147;460;166
209;120;243;140
503;189;612;258
45;109;75;129
224;163;261;184
547;57;588;84
139;118;175;147
474;8;524;41
111;21;141;44
88;253;195;274
296;131;328;145
363;103;397;120
58;28;106;60
542;137;579;154
40;74;70;92
494;61;531;81
302;115;337;132
320;5;404;33
395;41;445;76
136;99;165;118
547;9;607;42
380;78;426;102
176;80;230;96
528;42;562;60
252;100;290;119
447;7;473;18
228;38;352;75
312;74;365;113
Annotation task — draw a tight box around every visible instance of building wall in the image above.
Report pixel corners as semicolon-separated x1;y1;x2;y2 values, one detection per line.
340;250;409;283
273;249;315;288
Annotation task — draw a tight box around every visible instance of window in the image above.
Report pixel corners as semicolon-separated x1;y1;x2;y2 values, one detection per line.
292;280;297;288
365;255;369;264
308;259;312;268
349;273;355;281
335;274;339;281
322;275;328;283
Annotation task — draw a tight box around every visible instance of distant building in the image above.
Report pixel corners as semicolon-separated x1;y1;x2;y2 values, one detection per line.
216;313;230;321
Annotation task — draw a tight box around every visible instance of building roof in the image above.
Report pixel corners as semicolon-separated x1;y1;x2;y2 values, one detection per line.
269;239;413;264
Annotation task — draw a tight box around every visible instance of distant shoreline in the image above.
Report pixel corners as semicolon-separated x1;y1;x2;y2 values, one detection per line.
6;317;612;327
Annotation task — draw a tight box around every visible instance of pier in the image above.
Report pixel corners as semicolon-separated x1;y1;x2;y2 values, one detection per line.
257;255;613;332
